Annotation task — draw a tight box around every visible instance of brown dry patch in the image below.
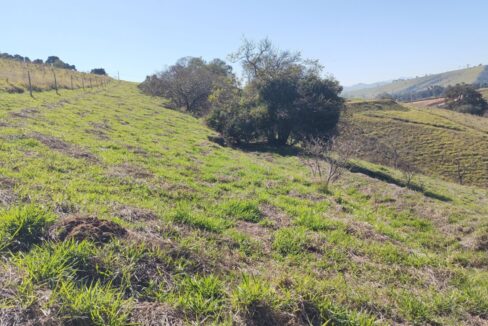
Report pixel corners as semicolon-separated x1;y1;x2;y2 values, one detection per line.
236;221;272;254
129;302;184;326
85;128;109;140
475;233;488;251
236;302;300;326
125;145;150;157
10;108;39;119
0;176;17;206
288;189;326;202
113;204;158;222
260;204;291;228
0;265;60;325
31;133;98;161
89;120;112;130
49;215;127;244
346;221;391;242
108;163;153;180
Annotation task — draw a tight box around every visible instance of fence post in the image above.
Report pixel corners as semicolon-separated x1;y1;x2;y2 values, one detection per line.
71;75;74;90
89;78;92;89
52;69;59;95
82;77;85;90
27;71;33;98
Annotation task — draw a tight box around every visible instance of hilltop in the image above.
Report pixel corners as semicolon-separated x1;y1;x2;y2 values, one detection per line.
343;65;488;99
0;80;487;325
0;57;110;93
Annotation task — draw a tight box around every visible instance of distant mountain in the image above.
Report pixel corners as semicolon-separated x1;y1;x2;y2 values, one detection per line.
343;65;488;99
342;80;392;94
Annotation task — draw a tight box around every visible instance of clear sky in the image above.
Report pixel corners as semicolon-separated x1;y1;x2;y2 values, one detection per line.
2;0;487;86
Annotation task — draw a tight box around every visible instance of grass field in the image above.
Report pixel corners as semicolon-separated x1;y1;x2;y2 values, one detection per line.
0;58;111;93
344;99;488;187
0;83;487;325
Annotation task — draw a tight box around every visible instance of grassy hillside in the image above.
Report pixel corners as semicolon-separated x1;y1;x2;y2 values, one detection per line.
0;83;487;325
344;100;488;187
343;65;488;99
0;58;110;93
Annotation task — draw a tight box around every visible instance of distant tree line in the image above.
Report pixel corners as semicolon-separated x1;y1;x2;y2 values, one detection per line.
1;52;108;75
139;38;344;146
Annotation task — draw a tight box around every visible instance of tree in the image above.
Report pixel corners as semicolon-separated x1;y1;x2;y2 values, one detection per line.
45;56;76;70
220;38;343;146
91;68;107;75
139;57;235;116
300;135;357;191
444;84;487;115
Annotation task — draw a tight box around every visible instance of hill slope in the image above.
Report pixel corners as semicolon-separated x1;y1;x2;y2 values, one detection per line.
343;65;488;99
0;83;487;325
0;58;110;93
344;100;488;187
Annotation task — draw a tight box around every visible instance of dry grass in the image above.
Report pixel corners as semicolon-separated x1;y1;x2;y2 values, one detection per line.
0;58;111;93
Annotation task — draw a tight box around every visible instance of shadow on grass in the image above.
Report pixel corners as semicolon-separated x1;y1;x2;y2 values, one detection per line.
349;164;452;202
207;136;301;157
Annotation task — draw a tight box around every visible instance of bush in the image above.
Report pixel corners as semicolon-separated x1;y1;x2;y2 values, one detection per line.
91;68;107;76
0;206;55;252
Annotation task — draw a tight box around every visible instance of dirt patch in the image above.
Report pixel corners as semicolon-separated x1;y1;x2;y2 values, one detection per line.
31;133;98;162
475;233;488;251
260;204;291;228
10;108;39;119
129;302;184;326
85;128;109;140
50;215;127;244
346;221;391;243
108;163;153;180
237;302;298;326
288;189;326;202
0;176;17;206
125;145;150;157
113;205;158;222
89;120;112;130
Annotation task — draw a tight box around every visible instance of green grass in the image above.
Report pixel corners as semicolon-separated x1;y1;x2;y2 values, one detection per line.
0;206;55;252
0;80;487;324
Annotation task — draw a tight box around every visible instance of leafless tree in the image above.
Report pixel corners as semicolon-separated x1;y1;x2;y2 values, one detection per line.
300;135;358;190
452;156;475;185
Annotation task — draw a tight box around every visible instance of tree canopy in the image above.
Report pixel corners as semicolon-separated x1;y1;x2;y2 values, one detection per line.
444;83;488;115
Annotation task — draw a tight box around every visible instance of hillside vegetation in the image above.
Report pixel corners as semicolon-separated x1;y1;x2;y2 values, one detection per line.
344;99;488;187
0;82;487;325
343;65;488;99
0;58;110;93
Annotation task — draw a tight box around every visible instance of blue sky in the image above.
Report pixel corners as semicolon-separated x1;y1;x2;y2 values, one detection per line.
2;0;487;86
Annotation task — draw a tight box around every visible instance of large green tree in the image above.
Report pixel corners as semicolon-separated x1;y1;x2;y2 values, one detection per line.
209;38;343;146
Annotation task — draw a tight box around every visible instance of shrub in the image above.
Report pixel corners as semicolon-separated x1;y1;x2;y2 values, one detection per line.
0;206;55;252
